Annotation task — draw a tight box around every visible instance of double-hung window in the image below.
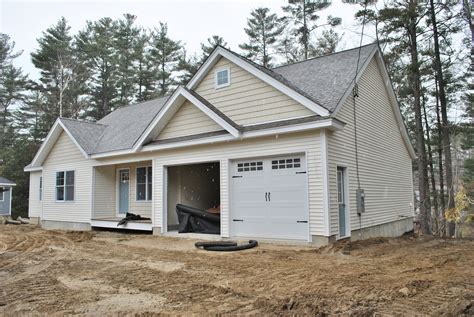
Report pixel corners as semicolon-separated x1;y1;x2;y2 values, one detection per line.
215;67;230;88
0;187;4;202
56;171;74;201
136;166;152;201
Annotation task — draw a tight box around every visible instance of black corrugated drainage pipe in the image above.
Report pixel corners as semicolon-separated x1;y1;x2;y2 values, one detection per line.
195;240;258;252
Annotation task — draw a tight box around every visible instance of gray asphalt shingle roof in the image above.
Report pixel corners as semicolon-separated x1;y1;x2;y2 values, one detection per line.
0;177;15;185
272;43;378;112
59;118;106;154
58;44;377;155
93;96;170;154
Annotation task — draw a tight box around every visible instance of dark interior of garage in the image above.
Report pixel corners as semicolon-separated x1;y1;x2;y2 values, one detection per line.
167;162;220;232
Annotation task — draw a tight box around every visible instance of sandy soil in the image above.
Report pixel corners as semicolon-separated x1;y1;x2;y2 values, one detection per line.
0;225;473;316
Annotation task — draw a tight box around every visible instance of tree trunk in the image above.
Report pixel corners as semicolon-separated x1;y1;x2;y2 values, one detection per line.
303;0;308;60
434;75;446;236
429;0;455;236
423;97;439;233
409;0;431;234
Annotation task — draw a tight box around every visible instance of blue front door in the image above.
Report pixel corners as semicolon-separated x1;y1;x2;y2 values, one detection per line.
118;170;129;214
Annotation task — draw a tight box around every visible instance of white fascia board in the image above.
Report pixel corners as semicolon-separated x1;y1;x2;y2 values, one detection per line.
243;118;343;139
181;89;240;137
331;46;378;116
29;119;62;167
331;47;415;161
187;47;330;117
133;88;182;152
141;118;342;153
29;118;90;169
59;121;90;159
24;166;43;172
0;183;16;186
90;149;135;159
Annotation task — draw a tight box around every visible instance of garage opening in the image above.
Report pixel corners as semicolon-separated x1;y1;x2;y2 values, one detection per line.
166;162;220;234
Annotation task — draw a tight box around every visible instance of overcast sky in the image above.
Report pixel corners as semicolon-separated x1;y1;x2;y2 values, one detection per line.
0;0;376;80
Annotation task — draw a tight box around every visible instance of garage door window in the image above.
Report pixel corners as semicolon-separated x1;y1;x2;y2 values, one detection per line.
272;158;301;170
237;161;263;172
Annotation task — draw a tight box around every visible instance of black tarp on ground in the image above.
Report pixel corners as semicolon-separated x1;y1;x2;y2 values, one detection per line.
176;204;220;234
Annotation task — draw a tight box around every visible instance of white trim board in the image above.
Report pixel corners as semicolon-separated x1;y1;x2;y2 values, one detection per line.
142;118;344;153
133;87;240;152
187;46;330;117
27;118;89;170
331;48;416;160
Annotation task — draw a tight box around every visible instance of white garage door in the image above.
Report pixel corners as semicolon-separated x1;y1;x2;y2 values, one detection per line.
231;155;309;240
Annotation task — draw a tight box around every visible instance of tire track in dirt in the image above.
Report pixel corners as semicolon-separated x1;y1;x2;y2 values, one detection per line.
0;226;76;287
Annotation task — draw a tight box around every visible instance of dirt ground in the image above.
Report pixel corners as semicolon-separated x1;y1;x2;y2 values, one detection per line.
0;225;473;316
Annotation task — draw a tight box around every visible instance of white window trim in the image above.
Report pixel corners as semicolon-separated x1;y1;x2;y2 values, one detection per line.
135;165;152;202
55;170;75;203
39;177;43;201
0;186;4;202
214;67;230;89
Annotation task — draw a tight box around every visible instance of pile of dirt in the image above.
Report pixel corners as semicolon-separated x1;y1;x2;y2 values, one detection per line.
0;225;473;315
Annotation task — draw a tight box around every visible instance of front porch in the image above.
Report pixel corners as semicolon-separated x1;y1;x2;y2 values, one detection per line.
91;217;152;231
92;160;153;231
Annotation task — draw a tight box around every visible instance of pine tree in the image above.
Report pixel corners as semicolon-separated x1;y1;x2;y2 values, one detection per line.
282;0;341;60
311;29;342;57
134;30;155;102
76;18;119;120
149;22;182;96
177;48;199;86
0;34;28;147
14;91;47;144
114;14;141;106
375;1;432;233
200;35;227;61
239;8;284;67
31;17;78;120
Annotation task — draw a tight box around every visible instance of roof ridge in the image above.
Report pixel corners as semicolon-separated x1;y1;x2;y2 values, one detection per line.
59;117;107;127
272;42;378;70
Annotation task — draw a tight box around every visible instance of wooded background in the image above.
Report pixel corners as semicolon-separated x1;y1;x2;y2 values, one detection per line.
0;0;472;236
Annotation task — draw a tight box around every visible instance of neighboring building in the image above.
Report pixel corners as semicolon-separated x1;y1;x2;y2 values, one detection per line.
0;177;16;216
24;44;415;245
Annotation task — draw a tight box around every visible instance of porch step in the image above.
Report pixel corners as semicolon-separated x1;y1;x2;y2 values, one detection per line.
91;218;152;231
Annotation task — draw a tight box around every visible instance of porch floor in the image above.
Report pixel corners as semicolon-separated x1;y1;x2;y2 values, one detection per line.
91;217;152;231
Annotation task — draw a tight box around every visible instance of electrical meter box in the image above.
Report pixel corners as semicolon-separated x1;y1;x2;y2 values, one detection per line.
356;189;365;214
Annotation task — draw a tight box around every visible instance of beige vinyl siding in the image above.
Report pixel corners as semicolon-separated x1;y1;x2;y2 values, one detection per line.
42;131;92;223
28;171;42;218
194;57;315;125
156;100;223;140
327;58;414;236
93;162;152;219
93;165;116;218
152;131;324;237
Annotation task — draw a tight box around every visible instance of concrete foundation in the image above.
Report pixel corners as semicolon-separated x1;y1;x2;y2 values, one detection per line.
29;217;40;225
350;217;414;241
41;220;91;231
311;235;336;247
152;227;162;235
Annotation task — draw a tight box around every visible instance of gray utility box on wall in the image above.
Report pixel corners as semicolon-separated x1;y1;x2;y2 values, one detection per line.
356;189;365;215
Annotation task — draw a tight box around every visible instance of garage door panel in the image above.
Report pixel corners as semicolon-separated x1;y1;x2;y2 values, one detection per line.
231;154;309;241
